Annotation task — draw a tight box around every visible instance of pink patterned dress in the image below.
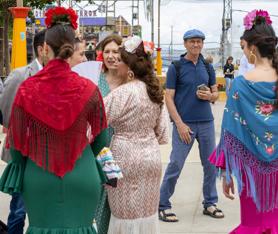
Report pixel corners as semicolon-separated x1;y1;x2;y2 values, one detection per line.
104;80;169;234
210;150;278;234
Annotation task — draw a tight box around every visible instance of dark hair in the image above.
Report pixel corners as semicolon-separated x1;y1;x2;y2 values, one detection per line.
84;33;97;41
45;24;75;60
120;42;164;106
33;29;46;57
100;34;122;72
242;21;278;106
225;56;233;65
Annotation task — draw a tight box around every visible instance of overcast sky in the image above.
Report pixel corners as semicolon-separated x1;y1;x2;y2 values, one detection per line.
112;0;278;47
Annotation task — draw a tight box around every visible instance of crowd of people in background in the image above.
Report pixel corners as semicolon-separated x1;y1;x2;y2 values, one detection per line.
0;6;277;234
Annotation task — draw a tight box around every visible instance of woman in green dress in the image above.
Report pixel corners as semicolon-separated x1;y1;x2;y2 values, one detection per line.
95;34;122;234
0;7;108;234
98;34;122;99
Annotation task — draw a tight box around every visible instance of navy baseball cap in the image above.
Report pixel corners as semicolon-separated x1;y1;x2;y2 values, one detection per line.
183;29;205;40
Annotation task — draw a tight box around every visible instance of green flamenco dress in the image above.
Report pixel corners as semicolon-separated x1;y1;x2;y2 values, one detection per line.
95;72;113;234
98;73;114;144
0;130;108;234
0;58;109;234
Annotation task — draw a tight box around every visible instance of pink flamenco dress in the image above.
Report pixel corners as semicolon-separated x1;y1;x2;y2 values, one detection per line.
209;76;278;234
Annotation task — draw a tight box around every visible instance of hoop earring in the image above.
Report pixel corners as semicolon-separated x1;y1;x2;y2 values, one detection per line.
127;69;134;81
249;51;257;64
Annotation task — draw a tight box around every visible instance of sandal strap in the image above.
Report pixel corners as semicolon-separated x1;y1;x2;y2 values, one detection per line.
212;208;223;216
159;210;177;217
214;207;223;213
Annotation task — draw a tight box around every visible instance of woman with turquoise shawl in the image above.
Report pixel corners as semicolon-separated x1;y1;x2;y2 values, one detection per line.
95;34;122;234
210;10;278;234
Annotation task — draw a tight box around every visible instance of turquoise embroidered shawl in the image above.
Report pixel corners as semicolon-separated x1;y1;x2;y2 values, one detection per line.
217;75;278;212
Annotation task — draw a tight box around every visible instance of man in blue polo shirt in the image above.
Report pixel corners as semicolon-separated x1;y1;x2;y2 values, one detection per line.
159;29;224;222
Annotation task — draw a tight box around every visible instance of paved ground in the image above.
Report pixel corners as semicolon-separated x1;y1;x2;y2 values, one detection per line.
0;101;240;234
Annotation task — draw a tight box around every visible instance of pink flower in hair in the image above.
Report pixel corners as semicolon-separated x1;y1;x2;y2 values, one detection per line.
244;9;272;30
256;10;272;25
243;9;257;30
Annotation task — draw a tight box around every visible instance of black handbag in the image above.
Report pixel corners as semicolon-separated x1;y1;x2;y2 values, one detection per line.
0;220;7;234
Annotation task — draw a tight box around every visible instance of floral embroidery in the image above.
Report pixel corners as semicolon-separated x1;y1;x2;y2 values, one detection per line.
232;91;239;100
264;131;273;141
266;145;275;155
233;112;247;125
234;112;240;120
241;119;247;125
228;108;276;156
256;101;274;120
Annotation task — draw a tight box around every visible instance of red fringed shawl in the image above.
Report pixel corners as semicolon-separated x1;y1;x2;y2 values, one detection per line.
7;59;107;177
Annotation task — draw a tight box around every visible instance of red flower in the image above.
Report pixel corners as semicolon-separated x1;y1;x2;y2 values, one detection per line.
266;146;274;155
67;8;78;30
259;104;274;115
96;51;104;62
45;7;78;30
256;10;272;25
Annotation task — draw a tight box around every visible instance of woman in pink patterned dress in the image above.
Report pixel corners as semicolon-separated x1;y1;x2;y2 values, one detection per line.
104;36;169;234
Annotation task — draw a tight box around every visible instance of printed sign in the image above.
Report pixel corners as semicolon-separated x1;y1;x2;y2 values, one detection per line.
20;32;25;41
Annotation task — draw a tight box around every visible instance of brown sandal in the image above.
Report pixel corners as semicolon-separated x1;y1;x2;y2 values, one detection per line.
203;206;224;219
159;209;179;222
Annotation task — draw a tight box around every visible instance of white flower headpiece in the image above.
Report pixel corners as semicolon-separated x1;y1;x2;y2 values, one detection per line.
123;36;142;54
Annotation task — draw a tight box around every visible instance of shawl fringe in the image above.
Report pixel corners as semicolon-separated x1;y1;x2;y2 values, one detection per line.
217;130;278;212
7;91;107;177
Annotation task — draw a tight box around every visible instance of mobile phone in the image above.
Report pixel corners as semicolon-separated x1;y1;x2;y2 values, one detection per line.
197;84;207;91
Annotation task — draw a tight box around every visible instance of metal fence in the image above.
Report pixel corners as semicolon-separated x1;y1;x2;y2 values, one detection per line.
158;42;244;75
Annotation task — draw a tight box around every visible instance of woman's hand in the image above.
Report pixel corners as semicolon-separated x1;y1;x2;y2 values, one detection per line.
222;176;235;200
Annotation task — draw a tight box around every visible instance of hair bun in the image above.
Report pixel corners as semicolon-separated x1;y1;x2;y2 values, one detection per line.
58;43;74;59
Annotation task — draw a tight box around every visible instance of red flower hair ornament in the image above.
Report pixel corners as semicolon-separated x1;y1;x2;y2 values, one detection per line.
45;7;78;30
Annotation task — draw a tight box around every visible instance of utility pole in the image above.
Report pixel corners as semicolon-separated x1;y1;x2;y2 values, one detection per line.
157;0;160;48
151;0;154;42
156;0;162;75
105;0;108;28
131;0;140;35
170;25;173;60
105;0;116;31
220;0;232;67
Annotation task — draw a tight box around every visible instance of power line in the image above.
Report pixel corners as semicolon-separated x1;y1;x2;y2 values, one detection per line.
232;9;278;17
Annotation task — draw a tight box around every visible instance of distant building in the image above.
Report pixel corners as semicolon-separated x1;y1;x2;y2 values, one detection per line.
32;8;137;38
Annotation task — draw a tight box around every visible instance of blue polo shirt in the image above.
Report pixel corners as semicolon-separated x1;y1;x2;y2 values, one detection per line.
166;55;216;123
